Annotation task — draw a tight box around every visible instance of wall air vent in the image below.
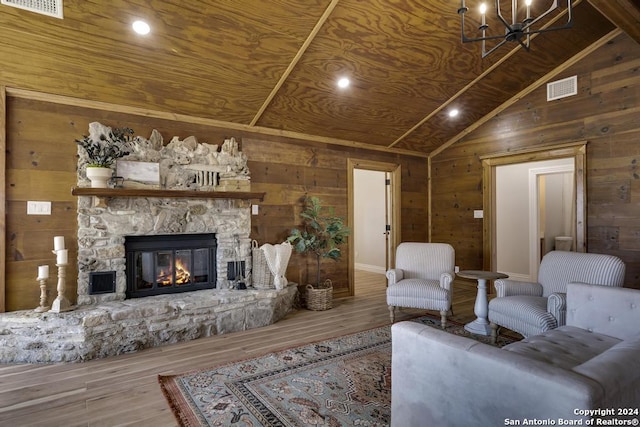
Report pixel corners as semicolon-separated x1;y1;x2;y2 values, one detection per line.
547;75;577;101
1;0;63;19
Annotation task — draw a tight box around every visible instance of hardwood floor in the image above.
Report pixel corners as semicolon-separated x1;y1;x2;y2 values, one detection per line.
0;272;479;426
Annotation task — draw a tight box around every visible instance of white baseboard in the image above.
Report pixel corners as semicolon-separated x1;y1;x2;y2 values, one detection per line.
355;263;386;274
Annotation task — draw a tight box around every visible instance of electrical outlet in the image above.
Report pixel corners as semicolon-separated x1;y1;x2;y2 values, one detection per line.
27;201;52;215
455;266;460;273
473;210;483;219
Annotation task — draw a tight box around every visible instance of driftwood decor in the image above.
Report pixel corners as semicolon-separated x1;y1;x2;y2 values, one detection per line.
76;123;251;193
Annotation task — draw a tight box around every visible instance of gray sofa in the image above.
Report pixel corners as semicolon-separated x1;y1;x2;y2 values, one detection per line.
391;282;640;427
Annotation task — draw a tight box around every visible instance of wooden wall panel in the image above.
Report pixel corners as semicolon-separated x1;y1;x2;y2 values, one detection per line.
5;99;79;311
0;86;5;311
431;33;640;288
3;96;427;311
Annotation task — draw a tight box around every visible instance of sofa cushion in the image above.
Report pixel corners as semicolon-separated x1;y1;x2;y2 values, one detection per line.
489;295;557;337
571;334;640;407
502;325;621;370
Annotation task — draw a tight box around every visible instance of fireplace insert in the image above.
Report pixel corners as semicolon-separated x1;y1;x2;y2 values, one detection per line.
125;234;217;298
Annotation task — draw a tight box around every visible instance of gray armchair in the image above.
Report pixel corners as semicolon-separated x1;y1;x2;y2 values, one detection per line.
386;243;455;328
489;251;625;342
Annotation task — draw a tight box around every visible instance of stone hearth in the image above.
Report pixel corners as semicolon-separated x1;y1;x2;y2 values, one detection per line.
0;287;297;363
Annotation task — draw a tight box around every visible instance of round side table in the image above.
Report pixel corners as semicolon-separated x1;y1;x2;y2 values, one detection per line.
457;270;508;336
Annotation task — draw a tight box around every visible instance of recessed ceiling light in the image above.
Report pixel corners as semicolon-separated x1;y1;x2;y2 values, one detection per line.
132;20;151;35
337;77;350;89
448;109;460;118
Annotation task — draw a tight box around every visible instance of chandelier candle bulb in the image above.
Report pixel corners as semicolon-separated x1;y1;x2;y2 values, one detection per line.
54;236;65;251
37;265;49;280
56;249;68;265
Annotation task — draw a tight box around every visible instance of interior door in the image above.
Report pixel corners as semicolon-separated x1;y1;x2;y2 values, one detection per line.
347;159;401;296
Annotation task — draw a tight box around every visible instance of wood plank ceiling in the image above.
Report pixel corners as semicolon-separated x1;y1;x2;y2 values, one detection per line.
0;0;638;157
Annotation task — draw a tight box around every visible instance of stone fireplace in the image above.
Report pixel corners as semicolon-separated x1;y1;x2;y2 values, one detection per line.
76;193;252;305
75;122;257;304
0;125;297;364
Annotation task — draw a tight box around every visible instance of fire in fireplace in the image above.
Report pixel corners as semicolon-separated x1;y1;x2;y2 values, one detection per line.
125;234;217;298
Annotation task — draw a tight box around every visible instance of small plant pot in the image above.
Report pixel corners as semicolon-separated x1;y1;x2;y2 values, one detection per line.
86;167;113;188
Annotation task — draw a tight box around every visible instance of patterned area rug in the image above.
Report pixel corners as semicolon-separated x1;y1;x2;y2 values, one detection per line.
158;314;518;426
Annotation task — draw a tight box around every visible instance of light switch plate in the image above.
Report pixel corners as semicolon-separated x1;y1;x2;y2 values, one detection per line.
473;210;483;219
251;204;259;215
27;201;52;215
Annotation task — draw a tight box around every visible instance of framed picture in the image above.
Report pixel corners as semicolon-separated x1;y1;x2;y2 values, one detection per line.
116;160;160;188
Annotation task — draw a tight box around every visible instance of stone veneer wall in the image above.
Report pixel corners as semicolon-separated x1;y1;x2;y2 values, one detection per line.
76;123;255;303
77;195;252;305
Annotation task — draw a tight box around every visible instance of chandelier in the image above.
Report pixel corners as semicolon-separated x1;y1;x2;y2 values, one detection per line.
458;1;574;57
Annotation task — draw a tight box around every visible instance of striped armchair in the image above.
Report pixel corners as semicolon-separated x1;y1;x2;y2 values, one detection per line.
386;243;455;328
489;251;626;342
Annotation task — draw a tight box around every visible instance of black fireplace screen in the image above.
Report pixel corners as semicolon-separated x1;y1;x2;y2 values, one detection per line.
125;234;216;298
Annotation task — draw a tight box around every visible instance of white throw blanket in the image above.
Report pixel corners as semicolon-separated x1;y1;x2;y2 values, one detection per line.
261;242;292;290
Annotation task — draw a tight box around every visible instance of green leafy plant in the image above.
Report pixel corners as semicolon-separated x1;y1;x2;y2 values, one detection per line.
75;126;134;167
287;196;350;288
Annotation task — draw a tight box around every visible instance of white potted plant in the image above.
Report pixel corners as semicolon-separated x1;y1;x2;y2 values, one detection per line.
75;123;134;188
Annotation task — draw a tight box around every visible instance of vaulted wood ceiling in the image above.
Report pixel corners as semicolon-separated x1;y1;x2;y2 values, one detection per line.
1;0;639;157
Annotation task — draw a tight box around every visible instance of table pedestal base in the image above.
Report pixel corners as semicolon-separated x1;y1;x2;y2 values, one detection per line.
456;270;508;337
464;319;492;335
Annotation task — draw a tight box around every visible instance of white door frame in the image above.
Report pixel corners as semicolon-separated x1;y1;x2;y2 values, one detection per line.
347;158;401;296
528;164;575;282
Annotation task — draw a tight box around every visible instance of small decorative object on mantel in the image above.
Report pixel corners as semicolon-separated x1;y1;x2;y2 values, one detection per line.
76;122;134;188
287;196;350;311
116;160;160;189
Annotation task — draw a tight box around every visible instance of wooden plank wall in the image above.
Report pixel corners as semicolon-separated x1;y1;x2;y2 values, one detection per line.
431;33;640;288
3;96;427;311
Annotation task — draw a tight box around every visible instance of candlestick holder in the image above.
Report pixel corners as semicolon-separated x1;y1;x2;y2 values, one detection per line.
49;263;72;313
33;277;49;313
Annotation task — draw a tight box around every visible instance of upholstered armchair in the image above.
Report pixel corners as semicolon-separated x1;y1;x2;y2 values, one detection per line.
489;251;625;342
386;243;455;328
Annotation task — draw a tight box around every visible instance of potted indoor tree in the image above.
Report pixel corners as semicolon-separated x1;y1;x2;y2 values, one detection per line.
287;196;350;310
75;122;134;188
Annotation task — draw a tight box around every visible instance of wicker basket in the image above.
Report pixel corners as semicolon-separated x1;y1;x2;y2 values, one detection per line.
306;279;333;311
251;240;274;289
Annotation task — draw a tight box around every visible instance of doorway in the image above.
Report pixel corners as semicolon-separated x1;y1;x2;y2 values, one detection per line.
481;142;587;275
347;159;401;296
495;159;574;282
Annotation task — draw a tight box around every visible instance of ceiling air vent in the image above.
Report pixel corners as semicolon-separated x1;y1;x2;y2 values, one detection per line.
547;75;577;101
1;0;63;19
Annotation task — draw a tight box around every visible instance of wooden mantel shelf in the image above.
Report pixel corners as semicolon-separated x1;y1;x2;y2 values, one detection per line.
72;187;265;206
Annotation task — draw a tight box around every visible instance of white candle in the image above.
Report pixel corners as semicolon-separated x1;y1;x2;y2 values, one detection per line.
54;236;65;251
479;3;487;27
56;249;68;265
37;265;49;279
